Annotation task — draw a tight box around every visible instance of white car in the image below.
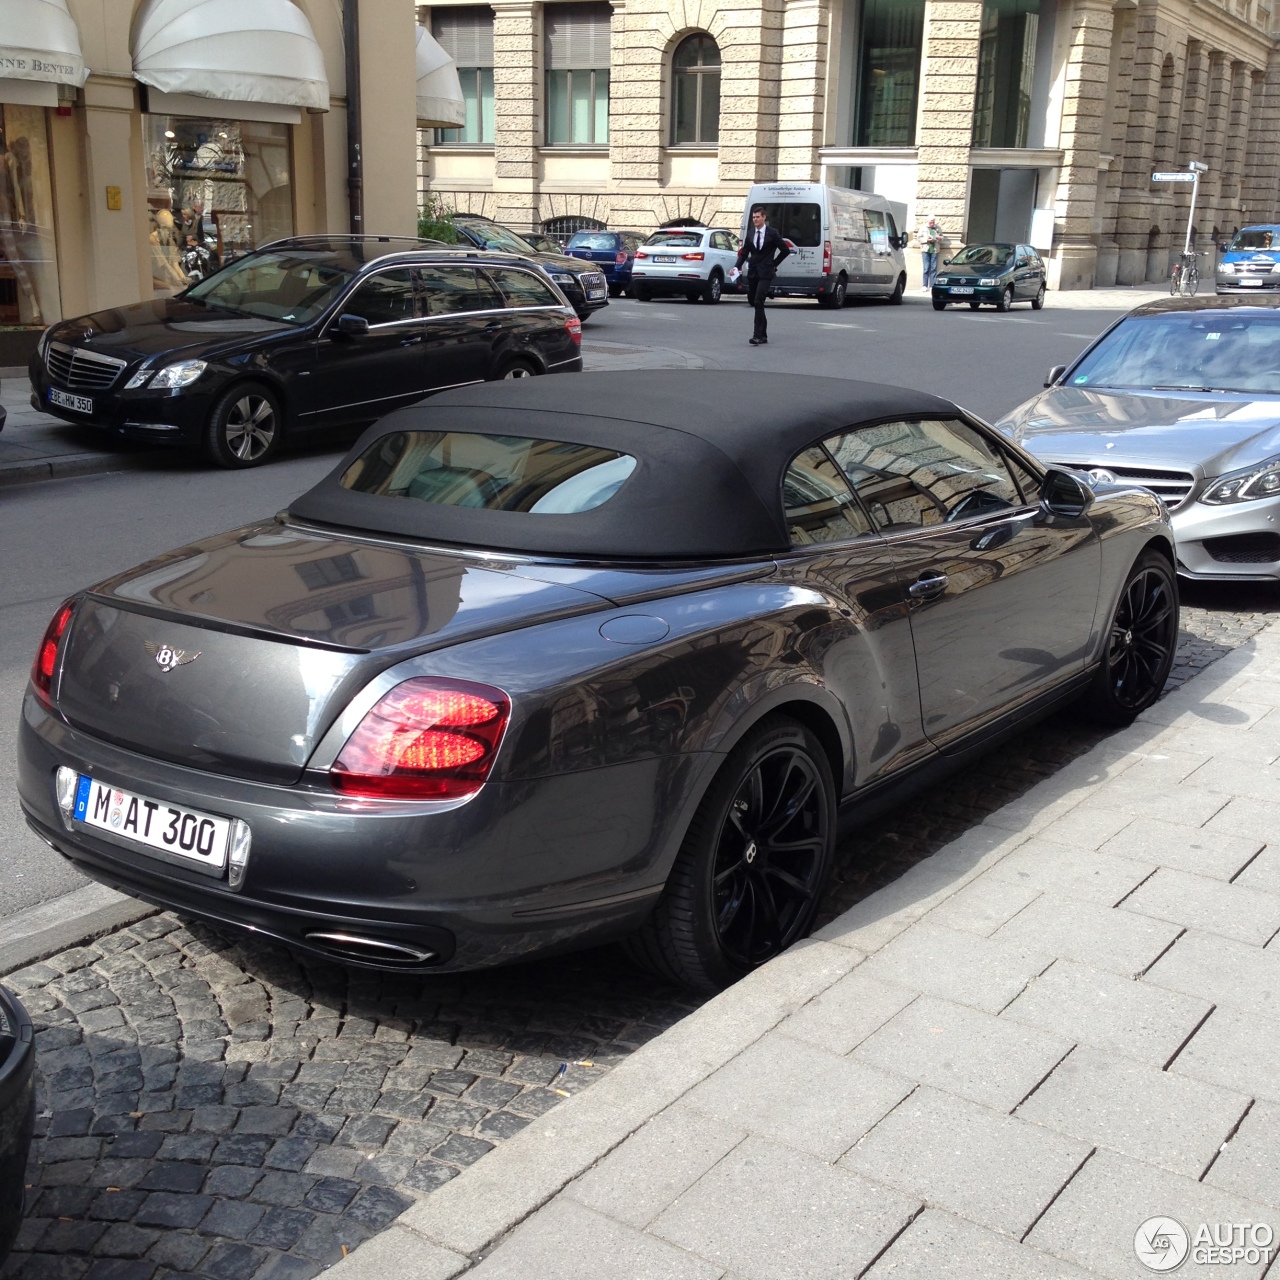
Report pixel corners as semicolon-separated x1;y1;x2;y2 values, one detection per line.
631;226;742;303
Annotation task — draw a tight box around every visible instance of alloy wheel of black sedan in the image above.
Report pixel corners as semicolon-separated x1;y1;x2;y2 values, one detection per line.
206;382;281;469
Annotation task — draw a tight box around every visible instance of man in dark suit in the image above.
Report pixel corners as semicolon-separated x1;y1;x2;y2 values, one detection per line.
733;206;791;345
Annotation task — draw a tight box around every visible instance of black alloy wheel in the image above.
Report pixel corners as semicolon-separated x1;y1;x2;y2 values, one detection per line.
997;285;1014;312
626;716;835;991
1032;282;1046;310
702;271;723;304
1082;551;1178;726
204;381;281;469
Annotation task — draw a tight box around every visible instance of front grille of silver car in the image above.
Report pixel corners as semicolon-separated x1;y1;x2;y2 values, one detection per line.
45;342;127;391
1056;462;1196;510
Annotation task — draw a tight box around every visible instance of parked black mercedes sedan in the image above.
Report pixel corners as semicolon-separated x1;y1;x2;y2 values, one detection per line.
29;236;583;469
19;372;1177;991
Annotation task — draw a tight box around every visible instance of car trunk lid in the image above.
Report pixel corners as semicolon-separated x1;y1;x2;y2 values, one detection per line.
55;522;608;783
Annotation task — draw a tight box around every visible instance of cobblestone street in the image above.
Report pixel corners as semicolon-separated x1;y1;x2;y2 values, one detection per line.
2;582;1276;1280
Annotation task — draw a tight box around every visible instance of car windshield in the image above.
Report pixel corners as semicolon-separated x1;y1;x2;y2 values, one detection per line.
1229;229;1278;251
567;233;616;251
750;204;821;247
1068;312;1280;394
184;251;355;324
340;431;638;513
950;244;1014;267
644;231;703;248
460;222;537;254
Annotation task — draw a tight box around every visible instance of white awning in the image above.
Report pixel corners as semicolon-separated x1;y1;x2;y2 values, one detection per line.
132;0;329;113
416;26;465;129
0;0;86;87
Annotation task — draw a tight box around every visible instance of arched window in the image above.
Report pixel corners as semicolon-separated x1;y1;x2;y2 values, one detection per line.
542;215;607;240
671;34;720;145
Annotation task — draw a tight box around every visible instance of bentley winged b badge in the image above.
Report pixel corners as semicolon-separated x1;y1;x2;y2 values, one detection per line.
145;640;201;673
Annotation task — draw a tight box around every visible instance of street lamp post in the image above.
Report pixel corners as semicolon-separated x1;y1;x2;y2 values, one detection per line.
1184;161;1209;257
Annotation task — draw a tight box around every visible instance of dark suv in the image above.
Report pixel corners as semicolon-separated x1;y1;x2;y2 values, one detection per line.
30;236;582;468
450;216;609;319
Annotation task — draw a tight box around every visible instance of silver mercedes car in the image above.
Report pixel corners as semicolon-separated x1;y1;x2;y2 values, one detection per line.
999;296;1280;582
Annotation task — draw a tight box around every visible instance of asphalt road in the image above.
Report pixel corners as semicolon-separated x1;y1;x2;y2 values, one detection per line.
0;290;1188;917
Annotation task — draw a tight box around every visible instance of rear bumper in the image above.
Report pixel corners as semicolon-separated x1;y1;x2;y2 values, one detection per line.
18;690;685;972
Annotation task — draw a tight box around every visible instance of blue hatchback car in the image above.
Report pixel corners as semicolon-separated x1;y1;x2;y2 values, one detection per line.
1216;225;1280;294
564;230;644;296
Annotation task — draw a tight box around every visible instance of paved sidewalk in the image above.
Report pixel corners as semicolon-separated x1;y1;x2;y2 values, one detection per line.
326;621;1280;1280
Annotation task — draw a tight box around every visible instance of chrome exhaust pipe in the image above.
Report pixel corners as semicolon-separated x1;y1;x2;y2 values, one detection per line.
304;931;437;965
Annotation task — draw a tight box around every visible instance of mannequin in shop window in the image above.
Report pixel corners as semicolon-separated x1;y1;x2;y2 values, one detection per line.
150;208;189;292
0;127;44;324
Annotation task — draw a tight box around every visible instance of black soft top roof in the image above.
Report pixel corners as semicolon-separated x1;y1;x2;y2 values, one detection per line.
289;371;959;559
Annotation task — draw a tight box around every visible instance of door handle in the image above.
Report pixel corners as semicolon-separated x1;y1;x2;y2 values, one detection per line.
907;572;949;599
400;334;424;346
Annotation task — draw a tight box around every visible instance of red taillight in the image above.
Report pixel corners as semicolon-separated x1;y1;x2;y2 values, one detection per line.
635;250;648;259
330;677;511;800
823;240;832;273
565;315;582;346
615;250;627;265
681;252;705;261
32;599;76;708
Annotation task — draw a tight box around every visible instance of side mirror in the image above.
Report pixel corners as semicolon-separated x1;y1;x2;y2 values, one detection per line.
335;313;370;338
1044;363;1068;388
1039;468;1092;520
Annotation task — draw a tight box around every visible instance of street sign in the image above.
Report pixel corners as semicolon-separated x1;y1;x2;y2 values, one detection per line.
1153;172;1197;182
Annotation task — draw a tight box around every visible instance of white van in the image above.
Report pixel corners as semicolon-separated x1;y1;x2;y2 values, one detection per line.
741;182;909;307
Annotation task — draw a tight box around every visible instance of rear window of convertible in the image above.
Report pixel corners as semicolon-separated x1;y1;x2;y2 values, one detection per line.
340;431;638;513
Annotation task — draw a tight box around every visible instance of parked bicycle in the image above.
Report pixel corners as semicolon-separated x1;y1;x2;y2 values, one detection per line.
1170;250;1199;296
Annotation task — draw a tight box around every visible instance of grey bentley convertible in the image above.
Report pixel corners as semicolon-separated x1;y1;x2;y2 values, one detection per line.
19;372;1177;991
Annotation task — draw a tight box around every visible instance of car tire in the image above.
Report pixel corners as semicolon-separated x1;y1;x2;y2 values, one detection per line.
702;272;723;304
625;715;836;993
997;286;1014;312
1080;550;1178;727
1031;283;1046;310
817;275;847;309
685;290;701;302
608;283;622;298
495;357;539;379
932;298;947;311
203;381;282;469
968;300;981;310
636;286;653;302
886;274;906;305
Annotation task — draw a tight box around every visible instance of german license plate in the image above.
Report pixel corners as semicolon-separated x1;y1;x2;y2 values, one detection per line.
654;255;676;263
1238;278;1263;286
74;775;230;871
587;288;605;299
950;286;975;294
49;387;93;413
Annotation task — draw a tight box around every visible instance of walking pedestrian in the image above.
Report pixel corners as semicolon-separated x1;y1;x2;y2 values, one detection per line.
919;217;942;289
730;206;791;345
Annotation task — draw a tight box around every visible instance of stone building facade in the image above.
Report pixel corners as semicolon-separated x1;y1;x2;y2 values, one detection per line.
418;0;1280;288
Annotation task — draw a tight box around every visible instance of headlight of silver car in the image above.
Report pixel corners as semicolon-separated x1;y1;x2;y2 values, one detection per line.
1200;456;1280;504
149;359;207;389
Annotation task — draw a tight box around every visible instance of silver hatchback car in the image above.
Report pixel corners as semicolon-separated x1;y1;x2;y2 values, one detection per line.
998;296;1280;582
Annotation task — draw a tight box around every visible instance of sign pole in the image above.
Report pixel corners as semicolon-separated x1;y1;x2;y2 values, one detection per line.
1185;170;1198;257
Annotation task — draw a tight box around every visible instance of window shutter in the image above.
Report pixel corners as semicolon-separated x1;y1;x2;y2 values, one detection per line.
432;7;495;66
545;3;612;70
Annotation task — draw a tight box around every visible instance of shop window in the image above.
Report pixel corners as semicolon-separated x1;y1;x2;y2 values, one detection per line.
854;0;924;147
144;115;293;296
433;7;495;144
972;0;1041;148
0;103;61;326
671;33;720;145
545;3;612;145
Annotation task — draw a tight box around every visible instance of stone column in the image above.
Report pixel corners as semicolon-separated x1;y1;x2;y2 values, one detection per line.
492;0;541;229
719;0;785;188
915;0;983;251
1114;3;1160;284
1221;61;1253;219
608;0;664;192
358;0;419;236
776;0;829;179
1242;59;1280;222
1049;0;1115;288
1200;51;1230;235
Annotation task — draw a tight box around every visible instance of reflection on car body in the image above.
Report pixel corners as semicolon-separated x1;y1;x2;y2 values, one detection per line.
20;372;1177;991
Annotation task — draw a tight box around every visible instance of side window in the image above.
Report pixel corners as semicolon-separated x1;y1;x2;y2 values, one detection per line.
485;267;560;307
711;232;731;251
826;419;1025;532
419;266;494;315
865;209;888;253
342;269;420;325
783;446;874;547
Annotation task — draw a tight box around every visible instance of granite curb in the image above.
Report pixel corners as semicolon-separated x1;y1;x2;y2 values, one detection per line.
321;624;1280;1279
